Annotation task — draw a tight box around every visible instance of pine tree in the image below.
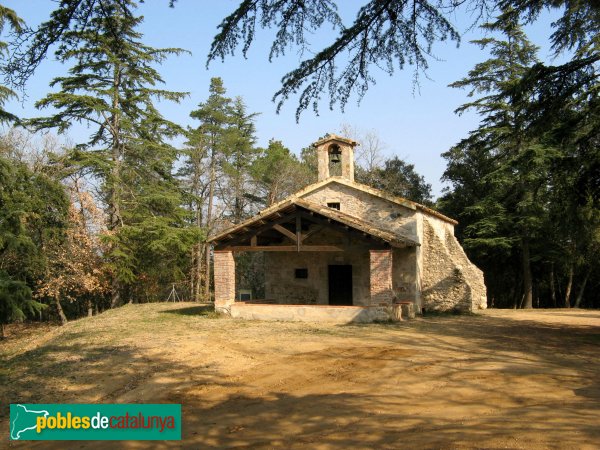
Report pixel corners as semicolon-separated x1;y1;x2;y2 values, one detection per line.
29;0;191;306
360;156;432;205
0;5;23;124
445;9;545;308
250;140;310;206
0;152;68;333
221;96;259;223
207;1;598;119
6;1;596;121
0;273;42;339
189;77;232;300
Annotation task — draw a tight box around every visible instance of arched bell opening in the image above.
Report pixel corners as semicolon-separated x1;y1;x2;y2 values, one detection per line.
328;143;342;176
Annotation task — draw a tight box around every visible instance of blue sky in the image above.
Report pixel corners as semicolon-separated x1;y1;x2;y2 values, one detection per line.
3;1;564;198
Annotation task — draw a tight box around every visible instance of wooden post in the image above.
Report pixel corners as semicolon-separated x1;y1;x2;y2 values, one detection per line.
296;215;301;252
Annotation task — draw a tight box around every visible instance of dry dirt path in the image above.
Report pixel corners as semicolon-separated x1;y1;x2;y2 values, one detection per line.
1;304;599;449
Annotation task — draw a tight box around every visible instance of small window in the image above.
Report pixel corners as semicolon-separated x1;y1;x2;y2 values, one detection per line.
327;202;340;211
238;289;252;301
295;268;308;279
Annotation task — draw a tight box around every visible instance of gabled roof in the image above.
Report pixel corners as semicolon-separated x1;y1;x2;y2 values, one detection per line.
300;177;457;224
313;134;358;147
294;199;418;246
208;176;456;245
208;198;419;247
218;176;456;226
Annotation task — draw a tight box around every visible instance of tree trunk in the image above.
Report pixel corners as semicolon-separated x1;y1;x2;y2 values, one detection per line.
110;277;121;308
196;244;206;301
521;237;533;309
204;146;216;301
574;267;591;308
512;283;520;309
55;297;68;325
194;201;204;302
190;245;196;301
189;146;205;303
87;299;93;317
1;323;5;339
564;264;574;308
109;64;123;308
550;263;557;308
204;243;211;301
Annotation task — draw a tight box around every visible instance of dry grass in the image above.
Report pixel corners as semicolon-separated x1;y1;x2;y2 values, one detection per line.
1;303;599;449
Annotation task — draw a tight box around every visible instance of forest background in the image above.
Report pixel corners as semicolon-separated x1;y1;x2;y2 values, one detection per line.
0;0;597;334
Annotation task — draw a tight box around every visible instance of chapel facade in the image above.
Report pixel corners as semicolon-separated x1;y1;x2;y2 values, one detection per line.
208;134;487;322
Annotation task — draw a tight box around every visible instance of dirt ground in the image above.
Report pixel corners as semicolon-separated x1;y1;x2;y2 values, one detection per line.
1;303;599;449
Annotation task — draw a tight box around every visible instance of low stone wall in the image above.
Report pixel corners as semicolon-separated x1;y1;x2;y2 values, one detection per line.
230;303;391;323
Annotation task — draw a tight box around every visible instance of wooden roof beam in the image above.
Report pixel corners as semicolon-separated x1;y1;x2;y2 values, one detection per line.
217;211;299;247
273;224;298;242
225;245;343;252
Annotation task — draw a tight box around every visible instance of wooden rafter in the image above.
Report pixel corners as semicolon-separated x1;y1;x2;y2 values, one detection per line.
222;212;297;247
212;201;418;251
226;245;343;252
296;215;301;252
273;224;297;242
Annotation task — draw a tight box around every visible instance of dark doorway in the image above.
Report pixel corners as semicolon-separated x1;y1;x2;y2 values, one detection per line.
328;265;353;305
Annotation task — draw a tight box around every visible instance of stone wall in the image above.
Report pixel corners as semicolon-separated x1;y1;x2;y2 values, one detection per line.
392;246;418;302
230;303;390;323
301;182;418;240
264;240;372;306
420;216;487;312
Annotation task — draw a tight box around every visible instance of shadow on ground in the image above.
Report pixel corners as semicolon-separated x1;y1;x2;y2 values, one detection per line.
160;305;215;317
1;306;598;449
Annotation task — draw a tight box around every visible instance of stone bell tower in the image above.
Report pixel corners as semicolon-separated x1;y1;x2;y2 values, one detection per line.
314;134;358;182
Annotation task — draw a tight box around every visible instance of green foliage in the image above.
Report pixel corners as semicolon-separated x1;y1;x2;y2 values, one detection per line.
209;0;461;120
4;1;597;121
187;77;232;225
182;78;268;300
358;156;433;205
0;155;69;283
190;78;230;144
186;78;262;224
250;139;312;206
442;10;546;308
28;1;188;148
207;0;598;119
0;271;46;334
221;96;260;222
0;152;68;328
28;0;193;304
0;5;23;124
441;7;599;308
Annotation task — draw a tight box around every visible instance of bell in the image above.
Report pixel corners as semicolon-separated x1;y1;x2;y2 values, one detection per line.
330;152;341;164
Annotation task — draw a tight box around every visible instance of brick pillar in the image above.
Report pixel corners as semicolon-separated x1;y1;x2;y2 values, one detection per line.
370;249;393;305
214;251;235;314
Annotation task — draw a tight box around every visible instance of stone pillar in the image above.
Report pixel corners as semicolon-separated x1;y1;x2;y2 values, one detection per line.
341;145;354;182
214;250;235;314
370;249;393;305
317;144;330;181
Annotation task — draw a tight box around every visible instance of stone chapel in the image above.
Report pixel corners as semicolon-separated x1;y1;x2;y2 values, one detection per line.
208;134;487;322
